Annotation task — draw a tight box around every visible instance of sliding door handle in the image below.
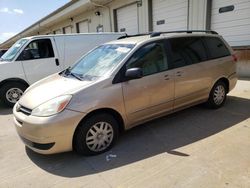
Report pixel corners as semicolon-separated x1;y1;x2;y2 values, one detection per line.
164;74;170;80
176;71;183;77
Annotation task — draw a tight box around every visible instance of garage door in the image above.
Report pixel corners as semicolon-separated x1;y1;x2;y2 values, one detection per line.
63;26;72;34
211;0;250;47
153;0;188;31
77;20;89;33
116;3;139;34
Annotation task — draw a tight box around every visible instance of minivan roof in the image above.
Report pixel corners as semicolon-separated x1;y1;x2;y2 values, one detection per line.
107;32;221;45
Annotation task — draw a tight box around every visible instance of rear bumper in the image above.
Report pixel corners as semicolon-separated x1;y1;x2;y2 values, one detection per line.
228;72;237;92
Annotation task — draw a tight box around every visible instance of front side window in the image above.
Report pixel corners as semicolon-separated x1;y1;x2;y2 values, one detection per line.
203;37;230;59
0;39;28;61
126;42;168;76
69;44;134;80
169;37;207;68
21;39;54;60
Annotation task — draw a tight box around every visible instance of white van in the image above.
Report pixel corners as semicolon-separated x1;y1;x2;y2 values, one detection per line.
0;33;124;107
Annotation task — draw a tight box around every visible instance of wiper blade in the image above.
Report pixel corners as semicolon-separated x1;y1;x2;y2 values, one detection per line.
69;72;82;81
60;67;82;81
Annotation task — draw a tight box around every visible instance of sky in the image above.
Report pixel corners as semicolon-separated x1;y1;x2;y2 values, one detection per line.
0;0;70;44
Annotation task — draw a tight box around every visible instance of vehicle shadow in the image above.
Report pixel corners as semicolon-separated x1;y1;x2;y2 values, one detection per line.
26;96;250;177
0;101;12;115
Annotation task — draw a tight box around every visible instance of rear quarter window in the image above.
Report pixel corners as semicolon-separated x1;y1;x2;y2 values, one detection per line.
203;37;231;60
169;37;207;68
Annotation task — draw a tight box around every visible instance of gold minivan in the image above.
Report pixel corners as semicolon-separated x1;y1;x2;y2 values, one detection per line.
13;31;237;155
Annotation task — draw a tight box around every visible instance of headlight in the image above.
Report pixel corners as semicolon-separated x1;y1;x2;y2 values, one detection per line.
31;95;72;117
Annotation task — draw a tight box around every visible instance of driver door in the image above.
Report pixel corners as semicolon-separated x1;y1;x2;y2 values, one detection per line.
122;41;175;126
18;38;62;84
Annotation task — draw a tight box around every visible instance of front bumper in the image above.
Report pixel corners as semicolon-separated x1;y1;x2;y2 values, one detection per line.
13;105;85;154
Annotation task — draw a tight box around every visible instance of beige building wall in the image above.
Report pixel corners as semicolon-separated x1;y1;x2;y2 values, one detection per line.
0;0;209;48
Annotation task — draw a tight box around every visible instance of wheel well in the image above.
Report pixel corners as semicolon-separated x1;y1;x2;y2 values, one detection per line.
216;77;229;93
0;78;29;89
72;108;125;151
82;108;125;132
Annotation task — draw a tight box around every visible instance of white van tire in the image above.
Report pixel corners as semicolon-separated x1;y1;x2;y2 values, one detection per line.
0;82;27;107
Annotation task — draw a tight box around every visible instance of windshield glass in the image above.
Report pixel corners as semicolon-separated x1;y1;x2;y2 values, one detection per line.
0;39;28;61
69;43;134;80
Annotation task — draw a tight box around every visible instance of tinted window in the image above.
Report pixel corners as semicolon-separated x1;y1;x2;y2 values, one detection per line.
203;37;230;59
22;39;54;60
127;42;168;76
169;37;207;68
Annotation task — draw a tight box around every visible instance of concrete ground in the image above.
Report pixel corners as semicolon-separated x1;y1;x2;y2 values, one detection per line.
0;80;249;188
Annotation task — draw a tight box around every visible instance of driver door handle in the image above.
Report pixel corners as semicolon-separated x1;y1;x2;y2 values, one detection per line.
55;58;60;66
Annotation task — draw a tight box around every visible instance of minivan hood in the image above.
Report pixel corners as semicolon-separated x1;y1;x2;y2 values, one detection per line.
18;73;93;109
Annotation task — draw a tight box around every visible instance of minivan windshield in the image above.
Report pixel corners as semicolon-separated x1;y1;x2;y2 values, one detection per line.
0;38;28;61
68;43;134;80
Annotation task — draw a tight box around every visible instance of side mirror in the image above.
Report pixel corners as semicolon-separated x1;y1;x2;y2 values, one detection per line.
125;68;143;80
20;49;33;60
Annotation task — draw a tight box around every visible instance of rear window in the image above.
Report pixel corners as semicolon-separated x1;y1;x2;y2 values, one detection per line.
202;37;231;59
169;37;207;68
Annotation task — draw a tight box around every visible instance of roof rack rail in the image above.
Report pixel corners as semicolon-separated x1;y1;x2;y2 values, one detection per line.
150;30;218;37
117;32;152;40
117;30;218;39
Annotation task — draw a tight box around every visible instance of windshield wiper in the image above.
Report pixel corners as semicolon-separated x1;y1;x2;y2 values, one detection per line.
62;67;82;81
69;72;82;81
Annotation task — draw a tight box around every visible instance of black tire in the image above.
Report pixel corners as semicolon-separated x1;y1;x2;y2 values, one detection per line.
206;81;227;109
73;113;119;155
0;82;27;107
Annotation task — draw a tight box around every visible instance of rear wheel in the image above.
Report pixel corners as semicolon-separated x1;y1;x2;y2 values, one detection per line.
0;82;27;107
74;113;119;155
206;81;227;109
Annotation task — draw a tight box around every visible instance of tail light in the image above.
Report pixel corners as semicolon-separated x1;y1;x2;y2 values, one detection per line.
232;54;238;62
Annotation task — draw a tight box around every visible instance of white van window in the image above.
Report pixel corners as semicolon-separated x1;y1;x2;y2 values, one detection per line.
21;39;54;60
0;39;28;61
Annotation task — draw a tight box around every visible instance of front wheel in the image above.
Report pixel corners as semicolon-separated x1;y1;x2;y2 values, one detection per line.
206;81;227;109
0;82;27;107
74;113;119;155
